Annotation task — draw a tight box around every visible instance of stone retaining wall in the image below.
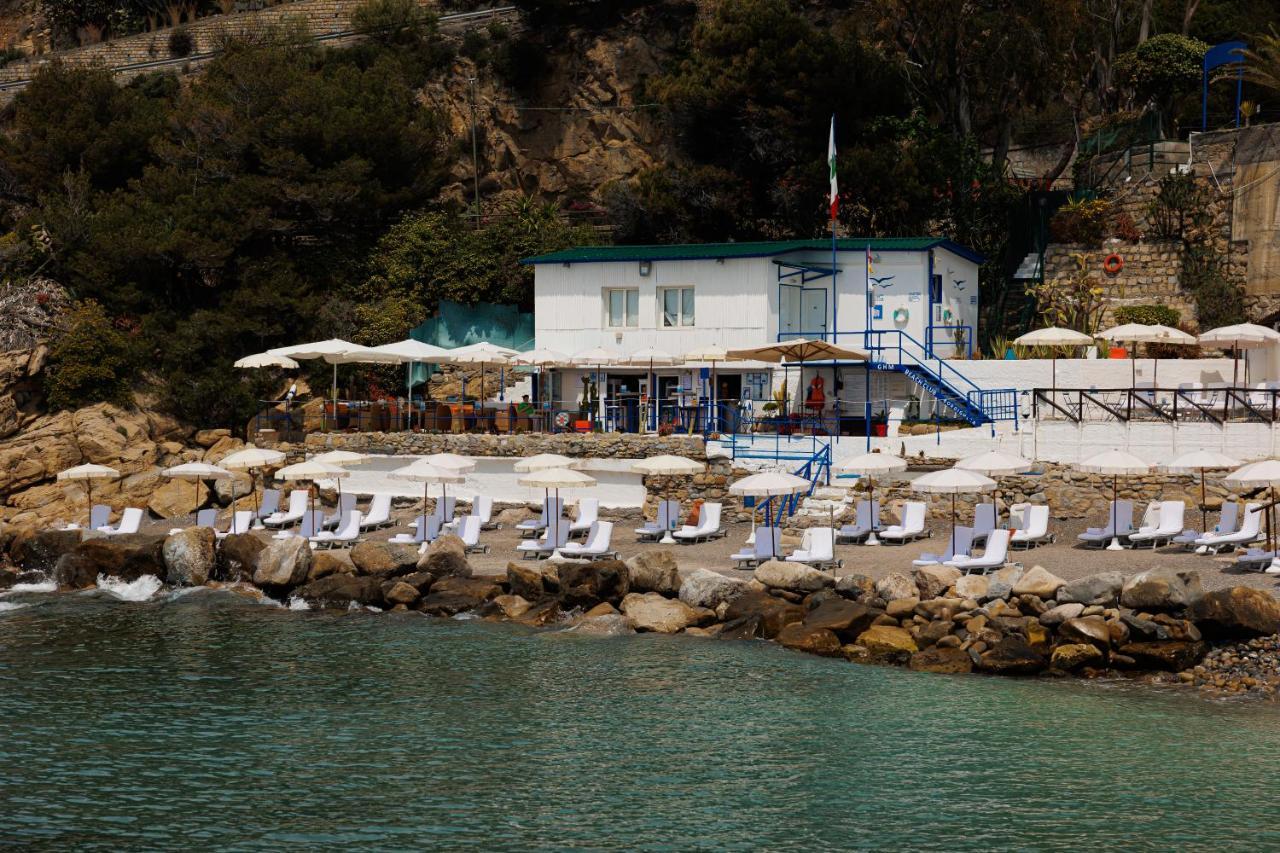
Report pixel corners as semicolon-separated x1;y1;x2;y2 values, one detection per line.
1043;241;1196;329
304;430;708;460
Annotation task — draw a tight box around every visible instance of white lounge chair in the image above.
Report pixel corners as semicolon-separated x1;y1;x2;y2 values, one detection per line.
636;500;679;540
785;527;841;570
263;490;308;528
1235;547;1277;572
913;525;974;567
472;495;498;530
673;502;724;543
1195;503;1263;554
456;515;489;554
64;504;111;532
517;497;563;532
322;493;357;530
217;510;255;541
359;494;393;530
945;529;1013;574
99;507;143;537
195;508;218;529
1077;500;1134;548
312;511;362;549
836;500;879;544
1127;501;1185;549
390;515;438;545
569;497;598;538
731;527;782;568
1173;501;1238;550
559;521;617;560
256;489;281;521
1010;505;1053;549
969;503;997;546
275;509;324;540
879;502;927;543
516;519;571;559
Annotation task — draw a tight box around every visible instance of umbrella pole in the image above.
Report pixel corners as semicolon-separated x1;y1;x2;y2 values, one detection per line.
1130;343;1136;388
951;491;957;557
1200;470;1207;535
422;481;428;536
332;362;338;432
86;479;92;529
866;475;880;546
711;361;718;433
768;498;776;559
194;479;199;518
1108;473;1123;551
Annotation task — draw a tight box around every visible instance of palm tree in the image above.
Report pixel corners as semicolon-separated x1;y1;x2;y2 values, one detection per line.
1235;29;1280;93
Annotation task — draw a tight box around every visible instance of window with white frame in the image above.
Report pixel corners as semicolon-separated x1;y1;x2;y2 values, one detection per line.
605;288;639;327
660;287;695;327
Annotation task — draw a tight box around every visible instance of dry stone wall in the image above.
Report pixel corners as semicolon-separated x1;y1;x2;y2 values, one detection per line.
1043;241;1196;329
305;430;708;460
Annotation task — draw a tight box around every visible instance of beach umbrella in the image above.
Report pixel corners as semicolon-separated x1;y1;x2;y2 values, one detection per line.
514;453;579;473
1197;323;1280;386
1077;450;1151;550
1224;459;1280;561
235;352;300;369
1012;327;1094;395
267;339;395;428
729;471;812;559
1097;324;1197;387
632;455;707;543
163;461;232;517
517;467;598;548
910;467;996;557
448;342;519;408
513;348;570;418
727;338;869;415
390;460;467;535
955;450;1032;530
368;339;454;429
309;450;369;505
1164;450;1240;537
683;344;740;431
275;460;349;527
420;452;476;473
218;447;286;516
834;452;907;545
571;347;623;428
57;463;120;528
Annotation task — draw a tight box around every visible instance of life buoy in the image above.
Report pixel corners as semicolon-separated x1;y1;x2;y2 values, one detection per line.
554;411;571;428
1103;254;1124;275
893;307;909;324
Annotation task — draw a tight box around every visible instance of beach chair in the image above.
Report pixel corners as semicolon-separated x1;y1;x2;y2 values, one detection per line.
1195;503;1263;554
64;504;111;532
836;500;880;544
969;503;997;546
1077;500;1134;548
274;509;324;540
455;515;490;554
99;507;143;537
569;497;599;538
945;529;1013;575
256;489;281;521
673;502;724;543
1127;501;1186;549
1173;501;1239;550
913;525;974;567
472;495;499;530
263;490;308;528
517;497;563;533
880;502;927;543
311;511;362;549
635;500;680;540
217;510;255;541
1009;505;1054;549
359;493;393;530
1235;547;1277;572
785;527;841;570
731;527;782;568
390;515;438;546
516;518;571;559
559;521;618;560
321;493;357;530
195;508;218;529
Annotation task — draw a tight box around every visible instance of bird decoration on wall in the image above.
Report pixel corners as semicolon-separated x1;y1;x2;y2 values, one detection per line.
869;275;896;289
952;278;967;291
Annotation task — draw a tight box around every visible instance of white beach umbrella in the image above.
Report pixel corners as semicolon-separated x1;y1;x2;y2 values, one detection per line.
1198;323;1280;386
513;453;579;473
267;339;372;427
219;447;286;515
275;460;349;523
513;348;570;414
835;452;908;545
57;463;120;528
517;467;598;490
391;461;467;533
311;450;369;466
911;468;997;552
956;450;1032;530
163;461;233;516
1165;450;1241;536
420;452;476;473
728;338;869;415
1012;327;1095;394
367;339;454;429
1098;324;1197;387
235;352;300;369
447;342;519;406
729;471;812;558
1077;450;1151;550
1224;459;1280;558
630;455;706;475
572;347;623;427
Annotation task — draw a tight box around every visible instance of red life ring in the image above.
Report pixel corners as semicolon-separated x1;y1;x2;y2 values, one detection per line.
1103;254;1124;275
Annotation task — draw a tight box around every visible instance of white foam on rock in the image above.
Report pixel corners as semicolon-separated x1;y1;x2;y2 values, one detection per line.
95;574;163;602
1;580;57;595
287;596;310;611
0;601;29;614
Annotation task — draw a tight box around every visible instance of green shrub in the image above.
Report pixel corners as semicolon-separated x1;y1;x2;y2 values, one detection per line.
1114;304;1180;327
45;300;135;411
1048;197;1112;246
168;28;194;58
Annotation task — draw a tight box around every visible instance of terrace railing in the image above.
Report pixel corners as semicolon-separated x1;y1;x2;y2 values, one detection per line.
1032;386;1280;424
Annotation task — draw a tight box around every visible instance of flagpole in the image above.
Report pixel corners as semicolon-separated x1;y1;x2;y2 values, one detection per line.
865;241;872;451
830;114;838;347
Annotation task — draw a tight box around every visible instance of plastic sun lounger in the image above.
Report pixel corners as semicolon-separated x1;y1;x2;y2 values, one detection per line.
390;515;438;545
311;511;363;549
263;490;309;528
456;515;490;554
256;489;281;521
517;497;563;533
785;527;842;570
517;519;570;559
969;503;997;546
1127;501;1186;549
559;521;618;560
216;510;255;540
945;529;1013;575
472;495;500;530
1009;505;1054;549
322;494;357;530
99;507;143;537
731;527;782;568
636;500;680;540
65;504;111;532
1077;501;1134;547
673;503;724;543
1173;501;1239;550
1195;503;1263;554
569;498;599;538
275;510;324;540
836;500;880;544
359;494;393;530
1235;548;1277;572
914;526;974;567
879;502;927;543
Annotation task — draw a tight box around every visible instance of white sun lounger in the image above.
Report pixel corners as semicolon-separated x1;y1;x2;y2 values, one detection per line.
311;511;362;549
65;504;111;532
472;495;498;530
1010;505;1054;549
390;515;438;545
263;490;308;528
322;493;357;530
99;507;143;537
455;515;489;554
517;519;571;559
945;529;1013;575
836;499;880;544
879;502;927;543
785;527;841;570
559;520;618;560
1236;547;1277;571
636;500;680;540
1172;501;1238;549
673;502;724;543
216;510;255;540
517;497;564;533
275;510;324;540
969;503;997;546
195;508;218;529
256;489;281;521
1195;502;1263;553
731;527;783;568
359;494;394;530
914;525;974;567
1077;500;1134;547
1127;501;1186;549
569;497;599;538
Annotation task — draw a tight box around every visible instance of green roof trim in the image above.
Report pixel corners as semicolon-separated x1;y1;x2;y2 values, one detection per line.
522;237;985;266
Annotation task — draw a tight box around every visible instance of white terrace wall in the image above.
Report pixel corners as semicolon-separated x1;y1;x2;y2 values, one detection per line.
947;356;1237;392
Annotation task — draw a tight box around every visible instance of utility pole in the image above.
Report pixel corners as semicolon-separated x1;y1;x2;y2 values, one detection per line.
469;76;480;228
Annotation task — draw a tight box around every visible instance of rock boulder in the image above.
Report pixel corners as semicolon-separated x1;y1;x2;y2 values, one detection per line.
678;568;748;609
914;564;961;599
722;589;805;638
1120;568;1204;610
218;533;266;583
875;572;917;602
557;559;630;607
855;624;918;659
1056;572;1124;606
1011;565;1066;598
776;623;842;656
162;527;216;586
1051;643;1104;671
296;574;385;608
626;550;680;594
755;559;834;593
506;562;545;600
1189;587;1280;639
351;541;420;577
977;636;1047;675
908;645;973;674
54;535;165;588
803;598;880;641
620;592;697;633
417;576;501;616
148;479;209;519
416;534;472;580
253;537;312;588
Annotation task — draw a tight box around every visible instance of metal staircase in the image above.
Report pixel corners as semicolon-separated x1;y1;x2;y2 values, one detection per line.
865;329;1017;428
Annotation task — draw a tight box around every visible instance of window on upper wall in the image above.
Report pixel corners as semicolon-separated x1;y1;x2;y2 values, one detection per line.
605;288;639;327
660;287;695;327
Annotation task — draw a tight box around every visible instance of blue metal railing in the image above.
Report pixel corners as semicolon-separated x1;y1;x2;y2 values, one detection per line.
865;329;1018;423
749;442;831;526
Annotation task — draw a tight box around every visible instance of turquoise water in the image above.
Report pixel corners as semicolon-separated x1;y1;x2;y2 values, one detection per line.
3;587;1280;850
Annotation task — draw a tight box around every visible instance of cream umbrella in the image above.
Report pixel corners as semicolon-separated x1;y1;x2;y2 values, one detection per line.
219;447;286;517
632;455;707;543
513;348;570;419
1223;459;1280;561
1077;450;1151;550
728;338;869;415
955;450;1032;530
910;467;997;555
835;452;908;545
235;352;300;369
514;453;579;473
420;452;476;473
57;463;120;528
275;460;350;528
368;339;454;429
1197;323;1280;387
1164;450;1240;537
1012;327;1095;395
572;347;622;428
729;471;813;559
163;461;233;517
309;450;368;508
684;344;738;431
448;342;519;410
517;467;598;547
1097;324;1197;387
390;460;467;535
267;339;360;427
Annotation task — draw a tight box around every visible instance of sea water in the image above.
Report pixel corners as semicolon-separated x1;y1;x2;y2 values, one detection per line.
2;588;1280;850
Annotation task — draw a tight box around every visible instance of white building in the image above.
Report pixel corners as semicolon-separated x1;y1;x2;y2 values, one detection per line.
523;238;992;432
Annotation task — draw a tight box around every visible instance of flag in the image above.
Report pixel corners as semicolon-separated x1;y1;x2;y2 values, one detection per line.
866;244;874;275
827;115;838;221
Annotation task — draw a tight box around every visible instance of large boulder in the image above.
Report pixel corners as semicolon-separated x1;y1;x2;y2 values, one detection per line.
1051;643;1104;671
835;573;875;600
296;574;386;608
976;636;1047;675
253;536;312;588
914;564;961;599
985;565;1023;601
626;550;680;595
1011;565;1066;598
678;568;748;609
722;589;805;638
418;576;501;616
506;562;545;600
383;580;421;607
754;559;833;593
416;534;472;580
1058;615;1112;650
309;549;356;581
350;541;420;578
162;527;216;586
1056;572;1124;606
148;479;209;519
953;574;989;601
908;645;973;674
803;598;881;641
856;625;918;659
1039;602;1085;627
776;623;842;657
1118;641;1209;671
556;559;630;607
565;613;633;636
620;592;698;633
1189;587;1280;639
1120;568;1204;611
54;535;165;588
218;533;266;583
875;572;917;602
14;528;82;573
